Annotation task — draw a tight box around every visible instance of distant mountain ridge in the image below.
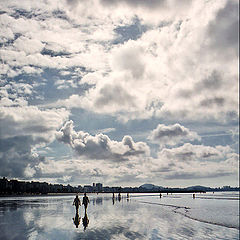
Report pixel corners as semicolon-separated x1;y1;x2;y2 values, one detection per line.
139;183;164;190
139;184;210;191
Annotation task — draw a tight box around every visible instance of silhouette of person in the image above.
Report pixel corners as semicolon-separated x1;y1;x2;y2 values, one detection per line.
193;193;195;199
112;197;115;205
83;193;90;211
73;194;81;212
127;193;129;198
118;193;121;202
73;211;80;228
160;193;162;198
82;212;89;231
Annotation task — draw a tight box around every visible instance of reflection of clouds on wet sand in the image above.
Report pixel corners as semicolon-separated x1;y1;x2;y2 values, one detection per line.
0;194;239;240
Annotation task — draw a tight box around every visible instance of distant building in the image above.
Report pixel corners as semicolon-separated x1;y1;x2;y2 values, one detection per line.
84;185;93;192
96;183;103;192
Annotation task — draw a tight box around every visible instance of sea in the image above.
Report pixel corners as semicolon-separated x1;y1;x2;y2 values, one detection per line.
0;192;239;240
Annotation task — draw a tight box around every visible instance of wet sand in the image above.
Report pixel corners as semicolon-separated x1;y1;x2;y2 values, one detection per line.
0;193;239;240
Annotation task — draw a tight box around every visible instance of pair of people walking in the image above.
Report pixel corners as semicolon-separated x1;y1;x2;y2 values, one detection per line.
73;193;90;212
73;193;90;230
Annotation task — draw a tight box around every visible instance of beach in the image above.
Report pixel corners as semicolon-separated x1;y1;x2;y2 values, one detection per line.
0;192;239;240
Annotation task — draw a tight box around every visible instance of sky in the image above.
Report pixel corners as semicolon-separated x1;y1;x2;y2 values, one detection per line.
0;0;239;188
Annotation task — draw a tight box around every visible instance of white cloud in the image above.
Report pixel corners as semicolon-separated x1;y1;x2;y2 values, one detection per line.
13;36;45;55
149;123;200;147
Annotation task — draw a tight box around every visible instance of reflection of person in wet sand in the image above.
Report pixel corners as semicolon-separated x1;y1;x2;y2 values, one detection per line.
82;212;89;231
83;193;90;211
73;194;81;212
73;211;80;228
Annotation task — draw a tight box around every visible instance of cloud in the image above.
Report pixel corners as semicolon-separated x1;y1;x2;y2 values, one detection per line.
207;0;239;56
0;0;238;186
0;104;70;178
1;0;238;123
100;0;168;8
151;143;239;180
56;120;150;161
35;142;238;185
149;123;200;147
158;143;232;162
13;36;45;55
0;106;69;141
111;42;146;79
0;136;44;178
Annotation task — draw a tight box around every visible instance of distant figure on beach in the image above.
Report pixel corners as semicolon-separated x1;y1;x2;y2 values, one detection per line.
73;211;80;228
112;197;115;205
127;193;129;199
193;194;195;199
83;193;90;211
160;193;162;198
112;193;115;199
82;212;89;231
73;194;81;212
118;193;121;202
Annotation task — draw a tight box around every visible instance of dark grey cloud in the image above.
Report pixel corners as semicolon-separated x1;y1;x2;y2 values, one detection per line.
200;97;225;108
195;71;223;92
207;0;239;54
0;105;69;178
0;136;45;178
56;120;150;162
177;71;223;99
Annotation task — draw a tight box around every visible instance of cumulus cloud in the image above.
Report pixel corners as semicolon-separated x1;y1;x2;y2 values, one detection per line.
0;104;69;178
56;120;150;161
149;123;200;147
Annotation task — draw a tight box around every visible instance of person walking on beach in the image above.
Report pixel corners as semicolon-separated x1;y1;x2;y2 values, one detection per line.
118;192;121;202
83;193;90;211
73;194;81;212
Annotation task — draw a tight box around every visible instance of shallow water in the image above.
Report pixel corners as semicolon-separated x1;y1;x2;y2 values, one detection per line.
0;192;239;240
